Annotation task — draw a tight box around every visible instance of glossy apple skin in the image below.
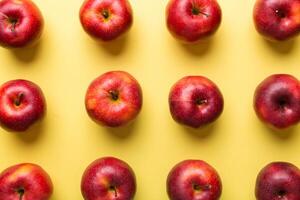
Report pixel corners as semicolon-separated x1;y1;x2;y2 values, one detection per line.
81;157;136;200
0;163;53;200
256;162;300;200
0;0;44;48
167;160;222;200
80;0;133;41
166;0;222;43
169;76;223;128
254;74;300;129
85;71;142;127
0;79;46;132
253;0;300;41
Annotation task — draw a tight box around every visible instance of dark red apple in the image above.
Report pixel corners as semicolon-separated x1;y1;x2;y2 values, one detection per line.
79;0;133;41
169;76;223;128
0;0;44;48
0;79;46;132
166;0;222;43
85;71;142;127
253;0;300;41
167;160;222;200
256;162;300;200
81;157;136;200
254;74;300;129
0;163;53;200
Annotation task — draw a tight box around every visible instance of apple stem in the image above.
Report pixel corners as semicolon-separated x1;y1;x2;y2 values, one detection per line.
193;183;201;191
101;10;109;19
109;186;118;197
11;21;16;32
14;93;24;106
191;4;209;17
17;188;24;200
0;12;17;32
19;193;24;200
9;18;18;32
197;10;209;17
109;90;119;101
196;98;207;105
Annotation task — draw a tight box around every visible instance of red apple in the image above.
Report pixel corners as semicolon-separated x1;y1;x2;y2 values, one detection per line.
79;0;133;41
0;0;44;48
254;74;300;129
81;157;136;200
85;71;142;127
167;160;222;200
166;0;222;43
169;76;223;128
256;162;300;200
253;0;300;41
0;163;53;200
0;79;46;132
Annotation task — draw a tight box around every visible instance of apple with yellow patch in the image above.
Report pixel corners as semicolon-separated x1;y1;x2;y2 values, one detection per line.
0;163;53;200
79;0;133;41
85;71;143;127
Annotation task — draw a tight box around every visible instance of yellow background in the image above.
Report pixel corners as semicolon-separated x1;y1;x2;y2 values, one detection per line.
0;0;300;199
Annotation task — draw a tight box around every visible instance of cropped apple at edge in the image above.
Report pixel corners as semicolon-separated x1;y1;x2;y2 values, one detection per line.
167;160;222;200
85;71;143;127
256;162;300;200
0;0;44;48
166;0;222;43
254;74;300;129
0;163;53;200
253;0;300;41
0;79;46;132
81;157;136;200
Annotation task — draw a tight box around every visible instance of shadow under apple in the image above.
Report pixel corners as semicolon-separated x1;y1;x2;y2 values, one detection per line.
10;40;42;62
181;121;218;139
265;124;296;140
97;33;129;56
179;37;214;56
262;38;295;54
102;117;139;140
3;120;46;143
256;118;297;140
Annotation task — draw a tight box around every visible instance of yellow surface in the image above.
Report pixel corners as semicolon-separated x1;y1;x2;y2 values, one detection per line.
0;0;300;199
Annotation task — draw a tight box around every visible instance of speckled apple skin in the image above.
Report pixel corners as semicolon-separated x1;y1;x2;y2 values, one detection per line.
81;157;136;200
85;71;142;127
0;163;53;200
0;79;46;132
0;0;44;48
253;0;300;41
167;160;222;200
80;0;133;41
254;74;300;129
166;0;222;42
256;162;300;200
169;76;223;128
